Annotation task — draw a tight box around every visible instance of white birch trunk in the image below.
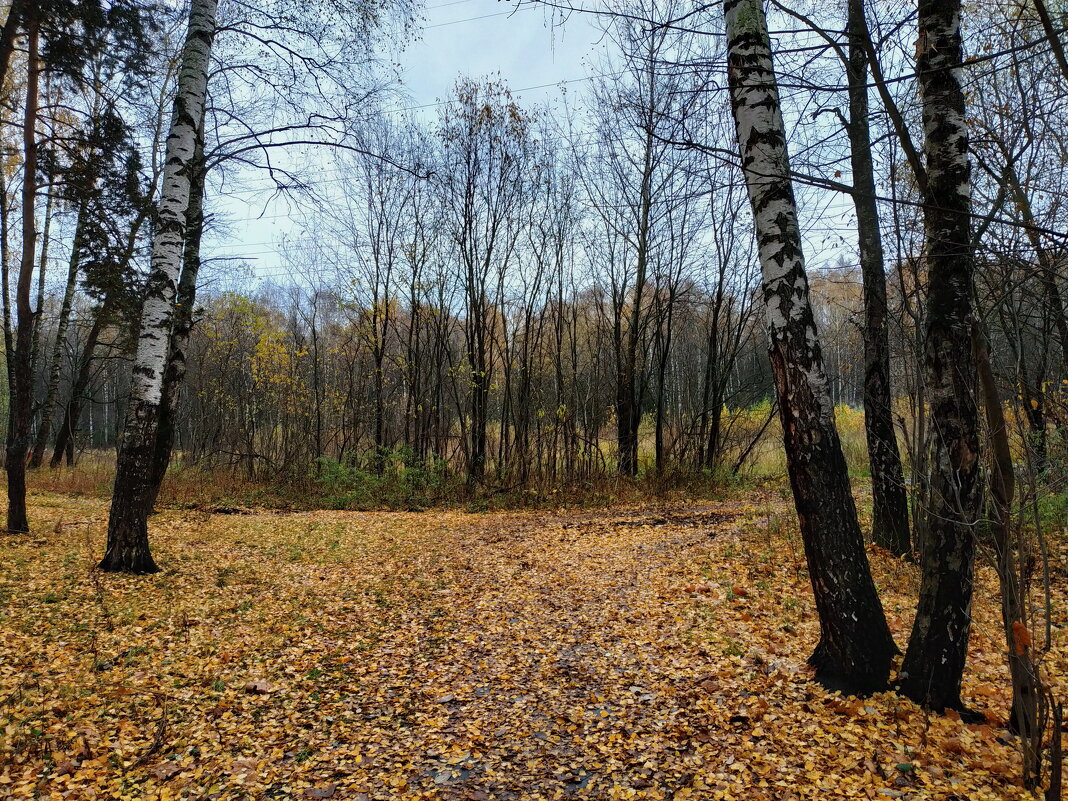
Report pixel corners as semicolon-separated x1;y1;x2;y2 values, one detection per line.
101;0;218;573
130;0;216;411
724;0;896;693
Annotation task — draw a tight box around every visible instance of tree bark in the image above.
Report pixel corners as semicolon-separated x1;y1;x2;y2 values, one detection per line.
898;0;981;711
973;325;1041;787
146;121;206;512
698;280;727;472
1;149;14;456
617;123;654;478
101;0;217;573
725;0;896;694
653;284;677;474
30;202;86;469
6;15;39;534
50;303;109;469
847;0;911;557
1000;155;1068;382
28;160;54;394
1031;0;1068;82
466;315;488;485
0;0;23;97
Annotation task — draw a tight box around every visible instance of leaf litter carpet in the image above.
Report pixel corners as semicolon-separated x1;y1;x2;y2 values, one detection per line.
1;493;1065;799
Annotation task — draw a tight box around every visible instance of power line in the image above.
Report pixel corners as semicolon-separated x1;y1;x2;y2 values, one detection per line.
424;0;480;9
423;5;536;28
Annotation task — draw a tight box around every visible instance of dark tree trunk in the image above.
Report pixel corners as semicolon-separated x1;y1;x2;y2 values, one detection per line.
1012;317;1048;473
898;0;981;711
28;162;55;395
616;362;639;477
725;0;896;694
6;16;39;534
51;305;109;469
467;323;488;485
1;144;14;468
698;287;725;472
1032;0;1068;82
0;1;23;96
1000;158;1068;384
615;120;653;479
30;203;86;469
1023;388;1047;470
373;351;385;474
846;0;910;557
706;389;723;470
312;320;324;468
654;287;676;474
974;326;1041;787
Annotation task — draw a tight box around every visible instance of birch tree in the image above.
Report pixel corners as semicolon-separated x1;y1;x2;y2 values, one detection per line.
101;0;217;573
145;118;206;513
724;0;896;693
898;0;982;712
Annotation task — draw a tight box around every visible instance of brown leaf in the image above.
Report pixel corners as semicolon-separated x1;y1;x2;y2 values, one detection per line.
304;785;337;799
54;759;80;777
229;758;260;776
149;761;182;782
943;737;965;754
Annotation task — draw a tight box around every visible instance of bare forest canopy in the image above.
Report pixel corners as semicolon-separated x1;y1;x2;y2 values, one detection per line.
2;0;1068;797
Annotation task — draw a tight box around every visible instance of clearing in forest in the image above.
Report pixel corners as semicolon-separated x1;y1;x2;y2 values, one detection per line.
0;492;1064;800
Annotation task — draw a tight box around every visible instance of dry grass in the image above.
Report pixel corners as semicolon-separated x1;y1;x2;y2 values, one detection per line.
27;403;879;511
28;453;295;510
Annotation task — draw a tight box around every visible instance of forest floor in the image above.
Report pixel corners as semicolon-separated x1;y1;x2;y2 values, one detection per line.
0;490;1066;800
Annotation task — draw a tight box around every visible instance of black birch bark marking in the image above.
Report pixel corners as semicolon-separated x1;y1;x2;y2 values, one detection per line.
724;0;896;693
898;0;981;712
101;0;218;573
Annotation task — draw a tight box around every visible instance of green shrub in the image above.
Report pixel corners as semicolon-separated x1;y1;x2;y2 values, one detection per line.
313;451;456;510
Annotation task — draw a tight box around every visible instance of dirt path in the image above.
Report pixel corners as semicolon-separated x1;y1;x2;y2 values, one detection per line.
356;508;738;799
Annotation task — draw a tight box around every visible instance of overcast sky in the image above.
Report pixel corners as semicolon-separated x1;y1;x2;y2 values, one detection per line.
206;1;608;283
401;0;606;112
